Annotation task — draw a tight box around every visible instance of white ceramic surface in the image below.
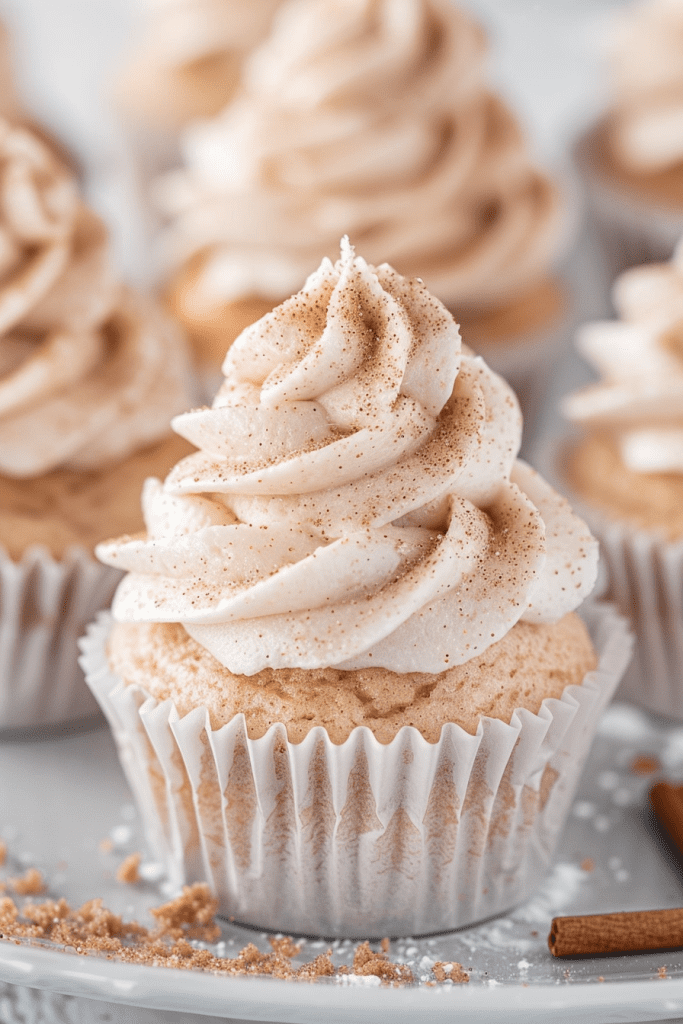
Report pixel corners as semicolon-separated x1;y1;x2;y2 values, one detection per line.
4;705;683;1023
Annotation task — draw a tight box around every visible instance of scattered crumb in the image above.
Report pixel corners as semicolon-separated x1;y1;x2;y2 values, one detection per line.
380;937;390;954
580;858;595;873
116;853;141;885
432;961;469;984
658;966;668;979
9;869;45;896
352;941;413;985
631;755;661;776
99;838;114;854
149;884;221;942
0;883;423;985
531;930;538;937
268;935;302;958
598;976;604;982
0;841;6;868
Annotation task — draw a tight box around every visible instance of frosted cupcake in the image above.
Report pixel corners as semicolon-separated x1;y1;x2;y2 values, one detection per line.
577;0;683;276
113;0;285;254
0;119;194;731
561;240;683;718
158;0;571;426
116;0;285;132
82;240;630;937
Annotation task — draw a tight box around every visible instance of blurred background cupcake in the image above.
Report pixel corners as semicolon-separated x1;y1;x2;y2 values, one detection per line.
577;0;683;279
560;241;683;720
0;117;194;732
112;0;286;276
155;0;575;434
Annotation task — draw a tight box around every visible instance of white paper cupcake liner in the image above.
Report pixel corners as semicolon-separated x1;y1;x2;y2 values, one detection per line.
575;129;683;283
0;545;121;732
536;433;683;721
80;604;630;938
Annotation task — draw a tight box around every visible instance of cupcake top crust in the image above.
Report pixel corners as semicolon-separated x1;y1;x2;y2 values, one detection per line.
116;0;285;128
99;240;597;676
0;120;193;480
563;240;683;537
158;0;563;313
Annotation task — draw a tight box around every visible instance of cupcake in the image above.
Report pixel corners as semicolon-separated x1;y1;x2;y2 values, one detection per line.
82;240;630;937
116;0;285;132
577;0;683;277
0;119;194;731
157;0;572;428
112;0;286;263
561;240;683;718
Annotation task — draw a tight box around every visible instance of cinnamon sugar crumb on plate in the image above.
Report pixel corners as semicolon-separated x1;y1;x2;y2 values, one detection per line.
116;852;141;884
0;881;430;986
9;868;44;895
0;841;6;867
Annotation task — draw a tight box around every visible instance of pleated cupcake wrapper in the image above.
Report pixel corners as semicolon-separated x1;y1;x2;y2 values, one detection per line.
80;604;630;937
575;131;683;282
0;546;121;732
536;432;683;722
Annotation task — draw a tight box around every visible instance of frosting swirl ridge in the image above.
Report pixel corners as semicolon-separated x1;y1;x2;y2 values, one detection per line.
0;120;192;477
99;243;597;675
563;239;683;473
158;0;562;311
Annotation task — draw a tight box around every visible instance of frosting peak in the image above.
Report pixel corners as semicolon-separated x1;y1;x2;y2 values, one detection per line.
158;0;562;311
99;244;597;676
563;238;683;474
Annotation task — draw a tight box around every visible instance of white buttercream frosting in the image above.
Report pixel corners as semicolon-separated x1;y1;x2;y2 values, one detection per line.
157;0;562;310
609;0;683;172
117;0;284;127
0;120;192;478
563;237;683;473
99;242;597;676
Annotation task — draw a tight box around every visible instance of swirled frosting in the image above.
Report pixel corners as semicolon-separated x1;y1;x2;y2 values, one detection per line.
563;239;683;474
609;0;683;173
158;0;562;311
117;0;284;127
98;241;597;676
0;120;192;478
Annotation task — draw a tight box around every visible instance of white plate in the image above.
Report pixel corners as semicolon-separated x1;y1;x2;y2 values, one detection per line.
2;703;683;1024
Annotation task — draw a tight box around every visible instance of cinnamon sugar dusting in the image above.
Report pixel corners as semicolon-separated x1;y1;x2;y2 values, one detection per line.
0;881;465;985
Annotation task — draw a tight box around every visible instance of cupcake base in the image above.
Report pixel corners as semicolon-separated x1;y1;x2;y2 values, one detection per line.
80;604;630;937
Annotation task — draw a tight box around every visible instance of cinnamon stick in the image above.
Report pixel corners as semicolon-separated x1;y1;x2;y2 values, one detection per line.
549;908;683;957
650;781;683;856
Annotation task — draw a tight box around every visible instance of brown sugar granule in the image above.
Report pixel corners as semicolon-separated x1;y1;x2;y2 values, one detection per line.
269;935;302;958
580;858;595;872
431;960;469;984
10;869;45;896
99;838;114;853
659;966;668;979
432;961;469;984
0;841;6;867
149;884;220;942
352;941;414;985
631;755;661;776
380;937;390;954
116;852;141;885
